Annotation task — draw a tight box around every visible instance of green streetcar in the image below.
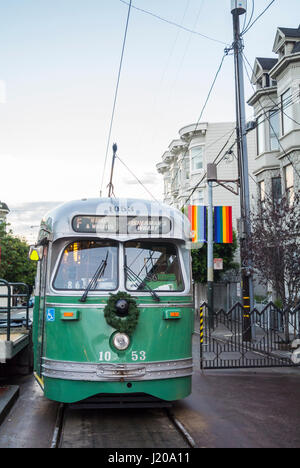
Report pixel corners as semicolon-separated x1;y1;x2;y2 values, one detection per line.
30;198;194;404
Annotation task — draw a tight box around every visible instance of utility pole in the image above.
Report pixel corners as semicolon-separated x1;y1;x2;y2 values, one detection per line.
207;163;217;329
231;0;253;341
108;143;118;198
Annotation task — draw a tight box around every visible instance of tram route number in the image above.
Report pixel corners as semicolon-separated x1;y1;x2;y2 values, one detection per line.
99;351;147;362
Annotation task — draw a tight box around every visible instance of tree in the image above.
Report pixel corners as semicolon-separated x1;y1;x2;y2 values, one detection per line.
247;191;300;310
0;223;37;290
191;230;239;283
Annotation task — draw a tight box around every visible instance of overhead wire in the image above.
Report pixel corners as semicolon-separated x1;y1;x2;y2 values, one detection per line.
241;0;255;35
241;0;276;36
168;50;230;197
241;0;248;34
103;1;230;202
180;128;237;209
163;126;238;201
156;0;192;88
116;155;159;203
155;0;205;132
143;0;193;152
100;0;133;197
246;92;298;130
230;149;276;205
269;94;300;127
118;0;229;46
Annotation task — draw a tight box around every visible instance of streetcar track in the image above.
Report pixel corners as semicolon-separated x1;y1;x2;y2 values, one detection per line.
51;402;196;449
51;403;65;449
164;408;197;448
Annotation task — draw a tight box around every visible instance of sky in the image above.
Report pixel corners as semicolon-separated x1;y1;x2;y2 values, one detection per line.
0;0;299;241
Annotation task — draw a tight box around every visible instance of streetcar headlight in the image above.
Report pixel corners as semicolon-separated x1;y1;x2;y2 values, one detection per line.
113;333;130;351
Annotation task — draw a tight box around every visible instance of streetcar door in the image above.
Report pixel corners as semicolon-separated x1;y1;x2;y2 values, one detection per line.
34;245;48;378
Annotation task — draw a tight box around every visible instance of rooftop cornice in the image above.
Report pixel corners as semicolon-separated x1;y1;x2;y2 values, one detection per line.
247;86;277;106
156;161;169;174
161;151;174;164
179;123;208;141
253;164;280;177
168;139;188;154
269;52;300;78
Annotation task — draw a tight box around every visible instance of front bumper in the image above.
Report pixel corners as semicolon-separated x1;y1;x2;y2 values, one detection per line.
42;357;193;382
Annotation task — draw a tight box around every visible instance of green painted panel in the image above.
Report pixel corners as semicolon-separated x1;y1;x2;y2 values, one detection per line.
46;295;193;305
44;376;192;403
44;304;193;364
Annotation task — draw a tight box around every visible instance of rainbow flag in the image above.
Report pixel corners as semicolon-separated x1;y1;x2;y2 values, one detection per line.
188;206;207;243
214;206;233;243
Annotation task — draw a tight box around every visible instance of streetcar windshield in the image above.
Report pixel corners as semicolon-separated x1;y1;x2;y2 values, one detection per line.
124;241;184;292
54;240;118;291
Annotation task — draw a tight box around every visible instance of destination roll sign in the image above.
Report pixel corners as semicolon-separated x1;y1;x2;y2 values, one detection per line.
72;215;171;235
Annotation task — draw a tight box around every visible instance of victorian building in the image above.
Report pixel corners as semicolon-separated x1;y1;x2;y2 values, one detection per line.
156;121;256;229
248;25;300;204
156;121;257;309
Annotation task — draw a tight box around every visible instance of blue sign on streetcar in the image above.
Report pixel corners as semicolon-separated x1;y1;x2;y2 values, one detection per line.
46;308;55;322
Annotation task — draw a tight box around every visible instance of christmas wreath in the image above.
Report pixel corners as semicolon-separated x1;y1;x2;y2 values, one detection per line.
104;292;139;335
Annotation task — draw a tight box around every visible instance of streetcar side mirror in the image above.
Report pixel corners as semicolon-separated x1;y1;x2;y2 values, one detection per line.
29;246;44;262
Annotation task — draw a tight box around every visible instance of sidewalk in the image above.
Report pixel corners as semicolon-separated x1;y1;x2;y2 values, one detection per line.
0;386;19;425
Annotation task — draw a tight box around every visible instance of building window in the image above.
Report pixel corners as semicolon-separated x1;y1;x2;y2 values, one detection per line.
257;115;265;155
269;110;280;151
172;167;179;190
271;177;282;203
281;89;293;135
177;166;182;186
192;189;204;206
284;164;294;205
259;180;266;206
264;73;270;87
190;146;204;172
184;158;190;180
164;178;171;196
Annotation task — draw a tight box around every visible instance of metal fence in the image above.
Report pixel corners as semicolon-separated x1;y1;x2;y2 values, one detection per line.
199;302;300;369
0;279;31;341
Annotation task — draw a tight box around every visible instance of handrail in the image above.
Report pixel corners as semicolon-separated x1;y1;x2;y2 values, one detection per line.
0;279;30;341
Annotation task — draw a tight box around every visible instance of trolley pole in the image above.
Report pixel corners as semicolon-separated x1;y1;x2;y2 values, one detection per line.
108;143;118;198
231;0;253;341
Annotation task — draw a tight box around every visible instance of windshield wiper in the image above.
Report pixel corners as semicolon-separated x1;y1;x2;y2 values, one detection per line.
80;252;109;303
124;264;160;302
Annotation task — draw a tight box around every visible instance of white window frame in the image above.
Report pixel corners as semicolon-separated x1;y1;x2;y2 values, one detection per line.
269;109;280;151
184;157;190;180
284;164;294;205
190;145;204;173
259;180;266;204
257;115;265;155
281;88;293;136
192;189;205;206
